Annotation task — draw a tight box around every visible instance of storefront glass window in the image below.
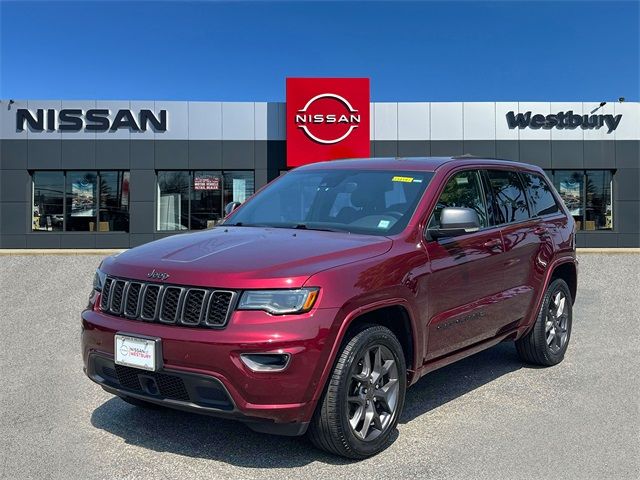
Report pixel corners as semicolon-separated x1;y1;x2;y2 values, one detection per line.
157;171;190;231
585;170;613;230
223;171;255;208
550;170;613;231
191;171;222;230
32;171;64;231
65;171;98;231
157;171;254;231
99;171;130;232
554;170;584;229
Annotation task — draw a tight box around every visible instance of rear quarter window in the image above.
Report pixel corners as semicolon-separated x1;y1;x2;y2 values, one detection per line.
521;172;560;217
486;170;530;224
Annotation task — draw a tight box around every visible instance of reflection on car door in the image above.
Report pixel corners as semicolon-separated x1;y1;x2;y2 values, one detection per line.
484;169;541;331
422;170;507;361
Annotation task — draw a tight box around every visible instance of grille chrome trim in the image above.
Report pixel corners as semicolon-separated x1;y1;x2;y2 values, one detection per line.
159;287;185;324
100;276;234;328
180;289;208;326
204;290;236;327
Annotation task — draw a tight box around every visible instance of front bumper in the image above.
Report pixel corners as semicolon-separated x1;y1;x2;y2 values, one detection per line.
81;305;341;434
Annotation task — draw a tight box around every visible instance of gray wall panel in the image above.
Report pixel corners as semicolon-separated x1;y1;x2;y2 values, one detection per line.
496;141;519;161
189;141;222;170
616;201;640;233
582;232;618;248
130;233;155;247
222;141;254;170
583;233;618;248
373;141;398;157
255;141;268;170
551;141;584;169
96;233;130;248
520;141;551;168
618;233;640;247
26;233;60;248
130;141;155;170
397;141;430;157
61;140;96;170
614;169;640;201
463;141;496;158
1;170;30;202
96;140;130;169
255;169;269;189
155;140;187;169
60;233;96;249
0;234;27;248
0;201;28;233
267;141;286;171
431;141;463;157
28;140;61;169
130;201;155;234
615;141;640;168
584;141;615;169
1;140;27;170
129;170;156;202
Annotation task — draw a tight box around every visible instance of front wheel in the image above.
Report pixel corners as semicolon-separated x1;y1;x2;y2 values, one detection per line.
516;278;573;366
308;325;407;459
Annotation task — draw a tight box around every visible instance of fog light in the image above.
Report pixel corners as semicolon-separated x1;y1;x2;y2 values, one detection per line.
240;353;291;372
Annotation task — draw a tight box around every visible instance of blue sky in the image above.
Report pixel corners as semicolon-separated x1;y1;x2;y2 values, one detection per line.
1;1;638;102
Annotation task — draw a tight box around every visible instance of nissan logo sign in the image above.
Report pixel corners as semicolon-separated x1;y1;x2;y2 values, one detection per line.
294;93;361;144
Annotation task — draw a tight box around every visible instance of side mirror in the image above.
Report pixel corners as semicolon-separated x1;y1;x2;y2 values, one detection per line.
224;201;241;216
428;207;480;240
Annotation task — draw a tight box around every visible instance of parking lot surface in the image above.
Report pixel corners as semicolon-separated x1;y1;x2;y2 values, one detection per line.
0;253;638;480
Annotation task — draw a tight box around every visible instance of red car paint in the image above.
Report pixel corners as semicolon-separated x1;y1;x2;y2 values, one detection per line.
82;157;577;433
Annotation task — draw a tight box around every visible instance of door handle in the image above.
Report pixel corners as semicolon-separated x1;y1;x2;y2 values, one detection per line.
534;227;548;235
483;238;502;249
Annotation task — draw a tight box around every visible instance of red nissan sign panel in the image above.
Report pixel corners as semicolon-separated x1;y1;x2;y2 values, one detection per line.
286;78;370;167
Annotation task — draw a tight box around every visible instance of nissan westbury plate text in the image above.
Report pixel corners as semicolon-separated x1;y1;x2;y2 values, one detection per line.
114;334;159;371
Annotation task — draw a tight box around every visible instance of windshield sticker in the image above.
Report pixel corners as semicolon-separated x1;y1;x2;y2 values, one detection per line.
392;176;414;183
455;177;469;184
378;219;391;229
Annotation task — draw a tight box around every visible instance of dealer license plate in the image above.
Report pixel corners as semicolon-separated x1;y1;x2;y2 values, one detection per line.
114;334;160;371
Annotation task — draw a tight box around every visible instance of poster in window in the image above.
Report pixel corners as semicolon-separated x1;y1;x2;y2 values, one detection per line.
194;176;220;191
71;177;96;217
558;175;582;216
232;178;246;203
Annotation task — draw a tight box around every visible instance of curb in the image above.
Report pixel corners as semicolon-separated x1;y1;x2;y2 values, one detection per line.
0;249;126;256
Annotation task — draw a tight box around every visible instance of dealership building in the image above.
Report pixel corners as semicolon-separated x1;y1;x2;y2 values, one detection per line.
1;82;638;249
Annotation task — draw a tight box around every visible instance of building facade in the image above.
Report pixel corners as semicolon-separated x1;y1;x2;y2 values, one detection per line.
1;99;638;249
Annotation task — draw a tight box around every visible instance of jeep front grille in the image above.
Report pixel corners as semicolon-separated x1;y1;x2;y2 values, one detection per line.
99;276;235;328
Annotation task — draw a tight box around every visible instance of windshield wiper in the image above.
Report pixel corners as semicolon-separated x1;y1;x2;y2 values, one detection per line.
293;223;343;233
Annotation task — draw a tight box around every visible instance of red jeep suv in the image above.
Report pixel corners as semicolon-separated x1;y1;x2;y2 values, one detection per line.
82;157;577;458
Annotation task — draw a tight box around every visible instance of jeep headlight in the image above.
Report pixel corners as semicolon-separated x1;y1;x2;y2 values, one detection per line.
93;268;107;292
237;288;319;315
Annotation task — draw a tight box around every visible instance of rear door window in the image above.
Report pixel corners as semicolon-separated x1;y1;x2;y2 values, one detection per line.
520;172;560;217
486;170;531;224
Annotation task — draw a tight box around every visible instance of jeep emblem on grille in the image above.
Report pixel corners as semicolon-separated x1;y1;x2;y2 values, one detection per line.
147;269;170;281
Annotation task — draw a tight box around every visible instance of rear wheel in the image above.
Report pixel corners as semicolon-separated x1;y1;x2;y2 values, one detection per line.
516;278;573;366
308;325;406;459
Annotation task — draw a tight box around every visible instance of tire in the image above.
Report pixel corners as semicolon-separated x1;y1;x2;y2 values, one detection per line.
308;325;407;459
118;395;161;409
516;278;573;366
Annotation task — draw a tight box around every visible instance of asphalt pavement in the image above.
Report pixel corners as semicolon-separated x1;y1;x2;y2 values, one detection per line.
0;253;638;479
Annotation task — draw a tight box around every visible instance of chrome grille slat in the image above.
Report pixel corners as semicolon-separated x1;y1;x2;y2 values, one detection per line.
159;287;184;324
101;276;233;328
124;282;142;317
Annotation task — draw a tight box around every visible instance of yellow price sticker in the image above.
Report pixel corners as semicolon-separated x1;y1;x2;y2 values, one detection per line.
392;176;414;183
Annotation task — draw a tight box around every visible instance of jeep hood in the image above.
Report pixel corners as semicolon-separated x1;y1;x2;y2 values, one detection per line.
102;226;392;289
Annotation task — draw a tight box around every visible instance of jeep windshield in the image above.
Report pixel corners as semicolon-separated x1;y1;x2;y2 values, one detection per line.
223;169;433;236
